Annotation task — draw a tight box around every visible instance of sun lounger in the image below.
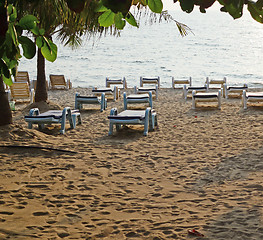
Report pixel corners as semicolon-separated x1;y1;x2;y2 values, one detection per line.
206;77;226;89
123;92;153;110
108;107;157;136
8;82;34;103
49;74;71;90
134;86;158;100
92;86;119;101
242;90;263;109
192;90;222;109
106;77;127;89
172;77;192;88
140;77;160;88
75;92;107;112
183;84;208;100
15;71;33;88
25;107;81;134
223;83;248;98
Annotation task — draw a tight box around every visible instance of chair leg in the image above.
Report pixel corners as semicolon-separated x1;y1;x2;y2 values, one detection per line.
101;93;105;112
218;90;222;109
192;91;196;109
242;90;247;109
60;107;70;134
109;122;114;135
124;92;127;110
143;108;150;136
183;85;187;100
116;124;121;131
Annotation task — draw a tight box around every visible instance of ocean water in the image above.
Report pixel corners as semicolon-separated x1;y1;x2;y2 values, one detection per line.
19;5;263;88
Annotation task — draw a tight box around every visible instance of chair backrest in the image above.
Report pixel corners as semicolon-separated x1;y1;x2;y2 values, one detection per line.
10;82;31;101
15;71;30;84
206;77;226;89
49;75;67;89
140;77;160;88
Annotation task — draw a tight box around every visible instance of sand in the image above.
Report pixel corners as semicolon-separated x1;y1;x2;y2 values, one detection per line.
0;87;263;240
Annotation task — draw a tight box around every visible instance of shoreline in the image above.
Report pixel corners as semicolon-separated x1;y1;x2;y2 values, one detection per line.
0;87;263;239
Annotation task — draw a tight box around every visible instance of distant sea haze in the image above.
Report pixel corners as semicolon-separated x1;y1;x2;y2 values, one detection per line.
20;8;263;89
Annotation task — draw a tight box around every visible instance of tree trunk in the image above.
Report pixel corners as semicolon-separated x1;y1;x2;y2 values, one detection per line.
35;48;48;102
0;77;12;126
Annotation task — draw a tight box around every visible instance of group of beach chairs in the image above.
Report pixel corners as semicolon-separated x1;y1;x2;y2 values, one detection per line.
20;74;263;135
24;76;160;135
5;72;72;106
173;76;263;110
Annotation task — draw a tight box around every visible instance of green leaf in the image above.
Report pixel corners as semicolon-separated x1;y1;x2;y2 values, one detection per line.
39;28;45;35
36;36;44;48
114;12;126;29
179;0;194;13
125;12;138;27
148;0;163;13
2;74;13;86
221;0;244;19
18;15;38;30
0;59;10;79
18;36;36;59
98;9;115;27
95;1;109;12
8;24;18;47
41;39;57;62
7;4;17;22
248;1;263;23
30;26;39;35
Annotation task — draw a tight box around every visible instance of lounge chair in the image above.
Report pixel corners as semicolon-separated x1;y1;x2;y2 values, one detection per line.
242;90;263;109
134;85;158;100
108;107;157;136
140;77;160;88
183;84;208;100
92;86;119;101
75;92;107;112
15;71;30;83
8;82;34;103
206;77;226;89
192;90;222;109
49;74;71;90
223;83;248;98
172;77;192;89
106;77;127;89
24;107;81;134
123;92;153;110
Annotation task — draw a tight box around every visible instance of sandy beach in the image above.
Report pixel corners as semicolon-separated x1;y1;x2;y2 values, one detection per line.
0;87;263;239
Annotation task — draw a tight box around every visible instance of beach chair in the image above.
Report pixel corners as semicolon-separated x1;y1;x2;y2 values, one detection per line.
8;82;34;103
92;86;119;101
242;90;263;109
223;83;248;98
134;85;158;100
49;74;71;90
108;107;157;136
15;71;30;83
172;77;192;89
206;77;226;90
123;92;153;110
183;84;208;100
24;107;81;134
106;77;127;89
14;71;35;89
75;92;107;112
192;90;222;109
140;77;160;88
